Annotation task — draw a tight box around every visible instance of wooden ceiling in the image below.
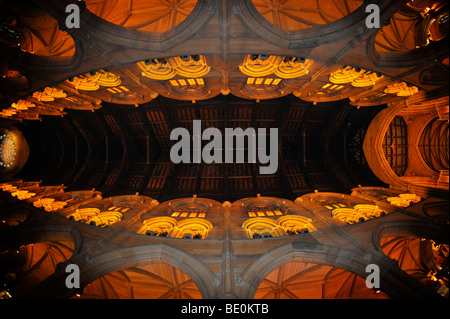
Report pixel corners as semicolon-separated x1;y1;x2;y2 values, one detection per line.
0;0;447;200
13;93;385;202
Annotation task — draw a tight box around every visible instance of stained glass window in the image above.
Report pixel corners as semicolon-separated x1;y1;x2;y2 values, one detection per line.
0;133;16;168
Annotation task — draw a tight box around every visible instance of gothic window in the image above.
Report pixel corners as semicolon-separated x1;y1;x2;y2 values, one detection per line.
11;190;36;200
418;117;449;172
242;217;281;238
68;208;122;227
0;133;16;168
386;193;421;207
310;195;353;210
169;201;209;218
246;200;284;217
169;78;205;87
278;215;317;235
176;218;213;239
332;204;386;224
32;198;68;212
383;116;408;176
140;217;177;237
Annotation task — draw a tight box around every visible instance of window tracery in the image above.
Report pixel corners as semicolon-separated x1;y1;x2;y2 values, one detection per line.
251;0;364;31
139;55;210;80
139;216;212;239
240;54;312;79
329;66;383;88
68;208;122;227
32;198;68;212
0;133;16;168
332;204;386;224
382;116;408;176
386;193;422;207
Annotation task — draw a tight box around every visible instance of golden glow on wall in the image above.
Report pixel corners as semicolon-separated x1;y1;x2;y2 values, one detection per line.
240;54;312;79
329;66;383;87
332;204;386;224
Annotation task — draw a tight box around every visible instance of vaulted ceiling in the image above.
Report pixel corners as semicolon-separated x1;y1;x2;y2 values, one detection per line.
0;0;448;201
12;94;384;202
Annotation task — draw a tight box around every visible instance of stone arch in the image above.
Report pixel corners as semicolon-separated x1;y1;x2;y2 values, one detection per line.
80;0;216;51
363;103;447;196
276;215;317;234
234;0;385;49
79;243;217;299
138;216;178;236
371;220;449;255
237;242;375;298
241;217;282;238
0;223;83;257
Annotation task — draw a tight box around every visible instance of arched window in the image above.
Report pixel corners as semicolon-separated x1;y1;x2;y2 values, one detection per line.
0;133;16;168
169;201;209;218
386;193;421;207
277;215;317;235
245;199;284;217
139;217;212;239
382;116;408;176
32;198;68;212
176;218;213;239
67;208;122;227
418;118;449;173
139;217;177;237
242;218;282;238
11;190;36;200
332;205;386;224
